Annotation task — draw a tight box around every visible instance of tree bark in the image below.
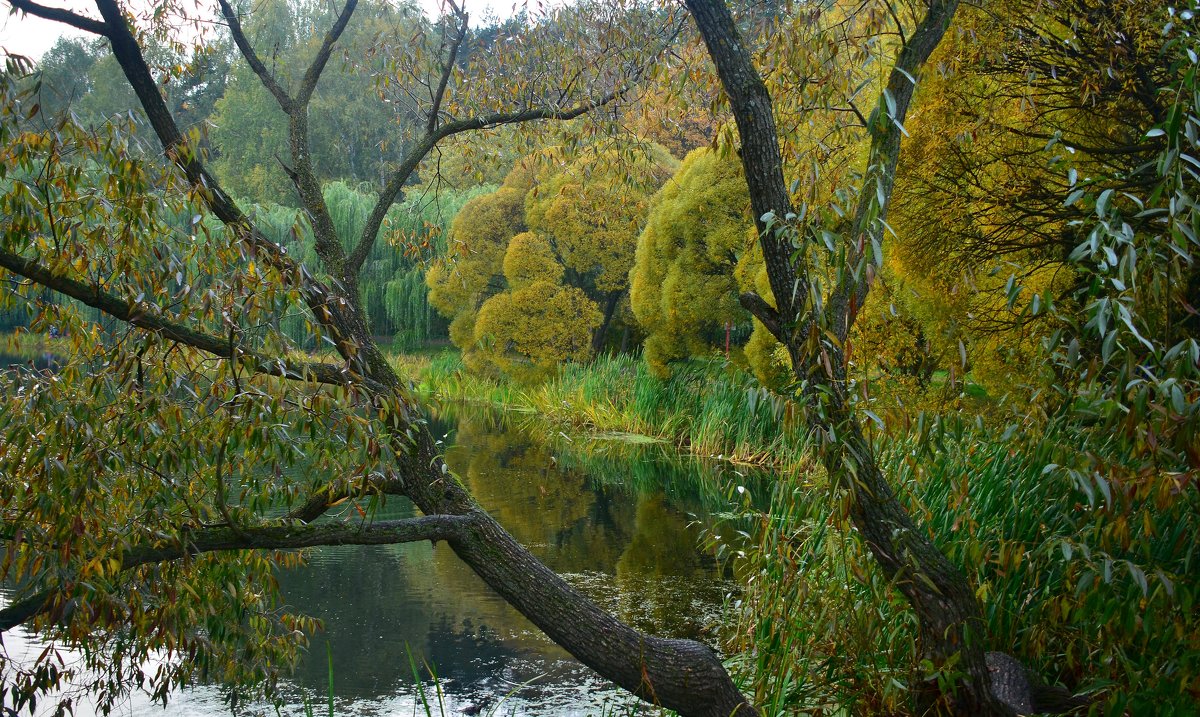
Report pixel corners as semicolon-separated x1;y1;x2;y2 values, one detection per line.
592;290;623;355
685;0;1016;713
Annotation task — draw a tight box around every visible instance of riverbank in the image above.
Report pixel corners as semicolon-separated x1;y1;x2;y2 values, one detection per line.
393;348;1199;715
393;350;813;471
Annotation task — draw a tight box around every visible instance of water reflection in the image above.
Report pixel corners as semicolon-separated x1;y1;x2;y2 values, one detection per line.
280;406;736;715
4;403;756;716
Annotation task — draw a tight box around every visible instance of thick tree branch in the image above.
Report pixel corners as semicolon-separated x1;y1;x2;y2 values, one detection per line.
7;0;109;36
443;509;759;717
739;291;782;340
213;0;360;280
274;1;362;282
427;1;469;136
296;0;357;108
0;514;473;632
829;0;959;342
0;589;53;633
128;513;471;563
0;248;366;390
684;0;799;335
284;473;408;523
348;90;622;273
91;0;243;231
215;0;295;112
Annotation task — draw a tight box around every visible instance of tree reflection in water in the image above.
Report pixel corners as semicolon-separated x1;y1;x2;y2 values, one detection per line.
276;404;756;715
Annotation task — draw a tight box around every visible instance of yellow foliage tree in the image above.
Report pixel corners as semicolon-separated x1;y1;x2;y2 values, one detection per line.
629;146;848;389
503;232;562;289
525;142;678;342
473;281;602;381
428;142;676;379
425;186;526;368
630;147;756;377
887;0;1169;397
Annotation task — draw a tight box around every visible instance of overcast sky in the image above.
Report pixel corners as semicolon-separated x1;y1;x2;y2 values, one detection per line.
0;0;529;61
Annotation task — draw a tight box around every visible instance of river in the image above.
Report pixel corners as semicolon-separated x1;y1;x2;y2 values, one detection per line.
2;403;759;717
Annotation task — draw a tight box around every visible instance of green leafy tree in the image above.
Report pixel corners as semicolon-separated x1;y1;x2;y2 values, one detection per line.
239;180;482;347
26;37;102;118
209;0;420;205
209;65;293;202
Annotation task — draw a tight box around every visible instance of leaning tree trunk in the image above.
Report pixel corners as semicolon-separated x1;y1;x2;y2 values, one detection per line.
389;405;758;717
808;386;1002;714
684;0;1015;713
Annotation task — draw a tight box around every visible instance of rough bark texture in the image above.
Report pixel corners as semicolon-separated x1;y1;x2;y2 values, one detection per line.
685;0;1025;714
3;1;759;715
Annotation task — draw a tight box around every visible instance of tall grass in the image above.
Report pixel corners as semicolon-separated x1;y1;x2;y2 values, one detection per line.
728;421;1200;715
412;348;1198;714
414;350;810;469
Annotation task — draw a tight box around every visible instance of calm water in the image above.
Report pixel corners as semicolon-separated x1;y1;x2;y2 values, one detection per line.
2;404;757;716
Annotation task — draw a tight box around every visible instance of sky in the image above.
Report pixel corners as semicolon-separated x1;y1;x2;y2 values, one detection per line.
0;0;529;61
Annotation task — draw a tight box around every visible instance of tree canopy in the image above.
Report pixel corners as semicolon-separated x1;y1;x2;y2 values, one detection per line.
428;142;676;379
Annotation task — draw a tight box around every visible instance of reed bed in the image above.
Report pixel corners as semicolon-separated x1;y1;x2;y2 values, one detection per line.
407;348;1198;715
415;350;810;470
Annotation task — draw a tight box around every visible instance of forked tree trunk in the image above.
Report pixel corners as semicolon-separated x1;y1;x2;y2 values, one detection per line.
684;0;1014;713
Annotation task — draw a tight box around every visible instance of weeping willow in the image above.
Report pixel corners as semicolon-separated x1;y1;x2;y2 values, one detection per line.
1;177;484;350
384;268;431;349
248;181;488;348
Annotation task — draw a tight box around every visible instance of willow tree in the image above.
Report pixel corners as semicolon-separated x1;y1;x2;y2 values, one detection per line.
629;147;755;376
428;142;675;379
426;184;526;369
866;0;1177;398
0;2;758;717
685;0;1088;713
522;141;677;353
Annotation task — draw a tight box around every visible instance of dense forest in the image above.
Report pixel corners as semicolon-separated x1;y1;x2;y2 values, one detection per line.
0;0;1196;716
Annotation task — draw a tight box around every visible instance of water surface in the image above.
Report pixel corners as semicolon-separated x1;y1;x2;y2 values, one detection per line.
2;404;756;716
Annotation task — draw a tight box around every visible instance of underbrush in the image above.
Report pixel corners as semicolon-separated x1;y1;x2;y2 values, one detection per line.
728;423;1199;715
